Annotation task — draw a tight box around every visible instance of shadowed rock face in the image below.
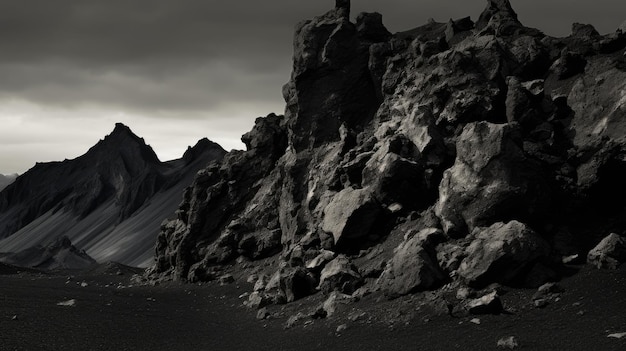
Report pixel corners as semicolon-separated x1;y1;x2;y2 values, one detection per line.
149;0;626;303
0;123;226;267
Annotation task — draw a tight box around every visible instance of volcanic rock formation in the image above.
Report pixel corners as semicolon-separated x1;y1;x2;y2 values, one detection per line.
145;0;626;305
0;123;226;267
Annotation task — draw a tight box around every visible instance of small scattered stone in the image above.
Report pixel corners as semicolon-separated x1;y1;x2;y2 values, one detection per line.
467;291;504;315
536;282;563;295
348;312;367;322
80;282;88;288
336;324;348;334
608;332;626;339
218;274;235;285
146;297;156;302
246;274;258;284
456;287;473;300
247;292;272;309
253;275;269;292
305;250;336;271
562;254;579;264
388;203;403;213
284;312;306;329
256;308;270;320
320;291;357;317
587;233;626;269
470;318;481;325
533;298;549;308
57;299;76;307
497;336;520;349
11;315;18;321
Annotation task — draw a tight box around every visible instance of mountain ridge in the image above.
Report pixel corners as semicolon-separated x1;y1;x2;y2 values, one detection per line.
0;123;226;267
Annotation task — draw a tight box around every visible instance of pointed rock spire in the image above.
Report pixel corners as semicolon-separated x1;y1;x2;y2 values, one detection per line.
476;0;522;35
335;0;350;18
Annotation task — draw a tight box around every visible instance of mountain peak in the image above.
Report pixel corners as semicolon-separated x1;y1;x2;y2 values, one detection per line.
105;122;143;143
88;123;161;165
182;138;226;164
111;122;133;135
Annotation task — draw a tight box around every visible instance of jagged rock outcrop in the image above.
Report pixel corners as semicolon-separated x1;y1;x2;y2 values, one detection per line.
0;123;225;267
321;188;382;246
152;113;287;279
587;233;626;269
435;121;550;237
147;0;626;311
317;254;363;295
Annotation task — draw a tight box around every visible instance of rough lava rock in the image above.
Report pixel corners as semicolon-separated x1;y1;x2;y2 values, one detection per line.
435;122;550;237
144;0;626;313
587;233;626;269
458;221;551;288
318;254;363;295
321;188;382;246
377;228;447;297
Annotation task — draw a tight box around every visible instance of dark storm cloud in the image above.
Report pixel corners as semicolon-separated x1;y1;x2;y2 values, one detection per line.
0;0;311;113
0;0;624;174
0;0;623;114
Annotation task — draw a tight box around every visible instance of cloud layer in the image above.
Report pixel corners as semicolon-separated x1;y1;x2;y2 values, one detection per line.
0;0;624;174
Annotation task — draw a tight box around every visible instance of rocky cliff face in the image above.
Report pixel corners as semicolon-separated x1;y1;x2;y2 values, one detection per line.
0;123;226;267
148;0;626;305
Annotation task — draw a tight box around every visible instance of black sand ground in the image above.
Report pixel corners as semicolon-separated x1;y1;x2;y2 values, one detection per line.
1;264;625;351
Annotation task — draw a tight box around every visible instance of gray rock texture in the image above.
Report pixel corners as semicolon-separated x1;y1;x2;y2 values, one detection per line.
458;221;551;287
587;233;626;269
142;0;626;306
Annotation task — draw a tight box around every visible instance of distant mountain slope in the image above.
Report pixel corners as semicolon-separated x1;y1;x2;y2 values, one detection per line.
0;123;226;267
1;236;96;270
0;173;17;192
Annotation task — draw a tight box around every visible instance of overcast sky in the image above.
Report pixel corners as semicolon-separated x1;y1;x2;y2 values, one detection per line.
0;0;624;175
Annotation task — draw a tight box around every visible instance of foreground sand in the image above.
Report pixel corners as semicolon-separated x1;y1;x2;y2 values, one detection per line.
1;264;625;351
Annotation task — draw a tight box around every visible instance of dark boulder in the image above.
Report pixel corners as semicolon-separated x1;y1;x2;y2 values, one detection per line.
587;233;626;269
322;187;382;247
264;265;318;303
318;255;363;295
435;122;550;237
457;221;551;288
377;229;447;297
